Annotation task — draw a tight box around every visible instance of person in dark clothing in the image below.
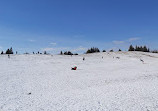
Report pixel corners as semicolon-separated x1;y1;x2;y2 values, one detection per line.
8;54;10;58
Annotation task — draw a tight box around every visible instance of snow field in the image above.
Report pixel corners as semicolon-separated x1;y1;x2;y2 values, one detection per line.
0;52;158;111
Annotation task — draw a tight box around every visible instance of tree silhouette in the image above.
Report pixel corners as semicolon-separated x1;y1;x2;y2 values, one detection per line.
128;45;135;51
86;47;100;53
44;51;47;54
102;50;106;52
60;51;63;55
6;47;13;54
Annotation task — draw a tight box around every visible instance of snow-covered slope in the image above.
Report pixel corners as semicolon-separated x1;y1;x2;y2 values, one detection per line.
0;52;158;111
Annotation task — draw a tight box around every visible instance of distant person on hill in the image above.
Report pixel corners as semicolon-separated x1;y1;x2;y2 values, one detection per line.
140;59;144;64
8;54;10;58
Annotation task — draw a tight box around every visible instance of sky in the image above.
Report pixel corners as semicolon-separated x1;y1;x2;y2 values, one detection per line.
0;0;158;54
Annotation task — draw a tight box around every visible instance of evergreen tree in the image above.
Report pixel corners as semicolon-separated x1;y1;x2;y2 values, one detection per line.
131;45;150;52
64;51;68;55
102;50;106;52
6;47;13;54
128;45;135;51
63;51;73;55
140;46;143;51
118;49;122;51
44;51;47;54
10;47;13;54
1;51;3;54
60;51;63;55
135;46;138;51
143;46;148;52
86;47;100;53
6;49;10;54
68;51;73;55
74;53;78;55
152;50;158;53
138;46;141;51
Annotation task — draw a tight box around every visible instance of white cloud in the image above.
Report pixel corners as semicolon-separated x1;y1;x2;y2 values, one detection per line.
73;35;85;38
50;42;57;46
113;41;125;44
41;47;70;52
41;48;54;52
71;46;88;52
113;37;141;45
128;37;140;42
28;39;35;42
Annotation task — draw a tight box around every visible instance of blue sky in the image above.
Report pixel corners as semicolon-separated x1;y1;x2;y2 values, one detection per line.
0;0;158;54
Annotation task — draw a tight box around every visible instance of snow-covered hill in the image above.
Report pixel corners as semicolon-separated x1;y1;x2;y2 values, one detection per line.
0;52;158;111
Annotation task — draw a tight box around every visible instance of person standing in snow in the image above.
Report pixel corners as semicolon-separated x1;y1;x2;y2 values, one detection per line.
140;59;144;63
8;54;10;58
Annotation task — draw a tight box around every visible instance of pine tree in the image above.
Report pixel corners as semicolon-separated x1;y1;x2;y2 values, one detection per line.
133;45;150;52
86;47;100;53
1;51;3;54
140;46;143;51
68;51;73;55
74;53;78;55
102;50;106;52
10;47;13;54
60;51;63;55
138;46;140;51
128;45;135;51
64;51;68;55
6;47;13;54
135;46;138;51
143;46;148;52
6;49;10;54
44;51;47;54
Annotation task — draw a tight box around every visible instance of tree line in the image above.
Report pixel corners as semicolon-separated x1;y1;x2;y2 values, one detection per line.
1;45;158;55
128;45;150;52
1;47;14;54
85;45;157;54
0;47;47;55
60;51;78;55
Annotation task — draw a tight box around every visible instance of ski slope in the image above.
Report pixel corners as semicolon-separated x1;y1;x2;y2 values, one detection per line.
0;52;158;111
